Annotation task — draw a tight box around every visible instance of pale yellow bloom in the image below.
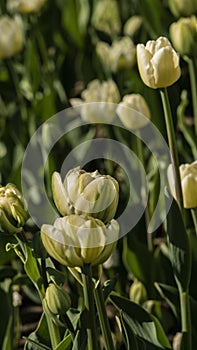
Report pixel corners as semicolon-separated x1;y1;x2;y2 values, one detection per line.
0;183;29;233
41;215;119;267
124;16;143;38
91;0;121;36
0;15;24;59
7;0;46;13
168;161;197;208
116;94;151;130
170;16;197;57
168;0;197;17
96;37;136;73
70;79;120;122
52;167;119;223
137;36;181;89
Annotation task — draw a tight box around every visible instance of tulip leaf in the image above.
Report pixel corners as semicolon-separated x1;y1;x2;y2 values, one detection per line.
24;244;44;295
54;334;72;350
110;293;172;349
122;236;155;294
165;191;191;291
72;329;87;350
154;282;179;319
24;313;51;350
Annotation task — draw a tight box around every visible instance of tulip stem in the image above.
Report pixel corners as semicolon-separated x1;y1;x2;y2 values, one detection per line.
160;88;183;212
191;208;197;235
179;289;192;350
184;56;197;136
94;282;115;350
43;303;61;349
82;264;99;350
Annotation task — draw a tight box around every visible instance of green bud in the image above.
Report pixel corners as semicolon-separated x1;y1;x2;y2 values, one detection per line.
170;16;197;57
52;167;119;223
129;279;147;304
44;283;71;319
41;215;119;267
168;0;197;17
0;184;29;234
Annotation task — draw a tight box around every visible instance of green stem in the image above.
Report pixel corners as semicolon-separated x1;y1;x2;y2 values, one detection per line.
82;264;99;350
191;208;197;235
160;88;183;211
41;258;48;291
45;314;61;349
6;59;27;121
136;134;152;251
179;289;192;350
184;56;197;136
94;282;115;350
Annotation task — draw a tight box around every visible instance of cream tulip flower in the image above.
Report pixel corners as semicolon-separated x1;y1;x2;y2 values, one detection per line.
0;15;24;59
137;36;181;89
168;161;197;209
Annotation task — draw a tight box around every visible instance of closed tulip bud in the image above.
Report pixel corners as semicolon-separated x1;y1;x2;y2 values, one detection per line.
137;36;181;89
124;16;143;38
52;167;119;223
0;184;29;234
170;16;197;57
0;15;24;59
116;93;151;130
41;215;119;267
7;0;47;14
43;283;71;320
167;160;197;208
91;0;121;36
129;279;147;304
168;0;197;17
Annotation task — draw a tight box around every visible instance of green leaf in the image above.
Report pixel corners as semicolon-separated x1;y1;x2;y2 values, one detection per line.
165;191;191;291
25;313;51;350
54;334;72;350
110;293;172;349
24;244;44;295
122;237;155;292
154;283;179;319
0;287;12;349
72;329;87;350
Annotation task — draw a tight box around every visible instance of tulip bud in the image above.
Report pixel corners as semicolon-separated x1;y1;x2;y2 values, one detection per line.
170;16;197;57
70;79;120;123
167;160;197;208
116;94;151;130
91;0;121;36
124;16;143;38
52;167;119;223
41;215;119;267
97;37;136;73
43;283;71;321
137;36;181;89
0;184;29;234
7;0;47;14
129;279;147;304
0;15;24;59
168;0;197;17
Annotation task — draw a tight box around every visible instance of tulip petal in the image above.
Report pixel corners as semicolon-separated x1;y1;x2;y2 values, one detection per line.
52;172;71;216
137;44;156;88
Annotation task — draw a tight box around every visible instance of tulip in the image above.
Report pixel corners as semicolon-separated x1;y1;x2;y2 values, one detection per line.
116;93;151;130
41;215;119;267
0;15;24;59
91;0;121;36
170;16;197;57
168;0;197;17
168;160;197;208
44;283;71;320
70;79;120;123
96;37;136;73
124;15;143;38
137;36;181;89
7;0;46;14
52;167;119;223
0;183;29;233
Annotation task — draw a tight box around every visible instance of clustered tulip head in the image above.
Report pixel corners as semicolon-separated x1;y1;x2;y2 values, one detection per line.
0;183;29;233
136;36;181;89
168;160;197;209
41;167;120;267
